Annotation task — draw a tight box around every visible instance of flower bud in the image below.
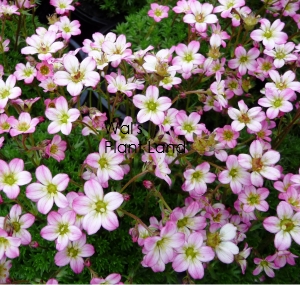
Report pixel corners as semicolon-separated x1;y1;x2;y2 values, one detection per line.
30;241;39;248
0;194;3;204
123;193;130;201
84;258;91;267
143;180;153;189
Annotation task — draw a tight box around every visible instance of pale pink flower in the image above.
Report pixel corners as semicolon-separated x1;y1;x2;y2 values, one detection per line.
206;223;239;264
174;111;207;142
272;250;298;268
55;16;81;41
159;71;182;89
14;62;36;84
55;233;94;274
236;243;252;274
102;34;132;68
45;134;67;162
45;96;80;135
7;112;40;137
36;60;54;82
39;77;57;92
218;155;251;194
26;165;69;214
0;37;9;53
0;75;21;110
264;201;300;250
72;179;124;235
0;114;13;134
183;2;218;33
264;42;297;68
148;3;169;22
0;204;35;245
250;19;288;50
278;187;300;212
41;211;82;251
90;273;122;285
172;0;194;14
215;125;239;148
274;173;295;193
172;232;215;279
142;221;185;272
0;137;3;149
133;85;172;125
214;0;245;18
50;0;75;14
21;31;64;60
0;158;32;199
238;140;281;187
46;279;58;284
209;23;230;48
182;162;216;195
228;100;265;132
150;152;172;186
238;186;269;212
266;70;300;93
0;256;12;284
54;54;100;96
0;4;20;16
85;139;125;184
253;256;279;278
228;46;259;76
105;70;136;97
0;228;21;259
258;88;293;119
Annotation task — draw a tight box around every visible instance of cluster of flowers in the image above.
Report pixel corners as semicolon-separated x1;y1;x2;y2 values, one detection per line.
0;0;300;283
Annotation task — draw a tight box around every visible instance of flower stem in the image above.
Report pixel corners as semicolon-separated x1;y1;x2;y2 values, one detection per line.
120;170;149;193
120;209;153;234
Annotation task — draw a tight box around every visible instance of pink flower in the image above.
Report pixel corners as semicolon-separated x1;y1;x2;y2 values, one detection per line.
250;19;288;50
21;31;64;60
7;112;40;137
36;60;54;82
238;140;281;187
72;179;124;235
0;75;21;110
54;54;100;96
133;85;172;125
142;221;185;272
236;243;252;274
228;46;259;76
172;232;215;279
85;139;125;184
218;155;251;194
26;165;69;214
263;201;300;250
182;162;216;195
148;3;169;22
14;62;36;84
0;158;32;199
214;0;245;18
183;2;218;33
238;186;269;213
253;256;279;278
50;0;75;14
0;204;35;245
206;223;239;264
0;256;12;284
45;135;67;162
215;125;239;148
272;250;298;268
228;100;265;132
258;88;294;119
45;96;80;135
54;234;94;274
90;273;122;285
55;16;81;41
41;211;82;251
0;228;21;259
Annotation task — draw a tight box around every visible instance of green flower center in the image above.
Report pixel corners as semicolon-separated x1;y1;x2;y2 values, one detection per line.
12;221;21;232
223;130;233;141
146;100;158;112
184;53;194;62
239;56;248;63
264;30;272;39
177;217;188;228
229;168;238;178
0;89;10;99
247;193;260;205
192;171;203;180
68;246;79;258
280;219;294;232
95;200;106;213
154;9;162;17
58;224;69;235
206;232;220;248
275;51;286;60
273;98;282;108
262;62;272;71
40;65;50;75
24;68;33;77
47;183;57;194
183;123;194;133
0;236;9;246
98;157;108;168
1;122;10;130
276;82;287;91
185;247;197;258
239;113;250;124
228;81;238;90
60;113;69;124
17;122;30;132
4;174;16;186
50;144;58;154
63;26;71;33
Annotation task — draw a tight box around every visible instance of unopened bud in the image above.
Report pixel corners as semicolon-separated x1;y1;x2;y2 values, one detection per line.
129;227;139;242
30;241;39;248
123;193;130;201
180;92;186;99
80;105;89;114
0;194;3;204
84;258;91;267
143;180;153;189
243;13;260;31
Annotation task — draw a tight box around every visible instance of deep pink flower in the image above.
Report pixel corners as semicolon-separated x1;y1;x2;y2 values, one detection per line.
45;135;67;162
